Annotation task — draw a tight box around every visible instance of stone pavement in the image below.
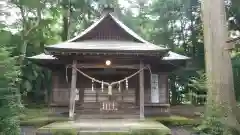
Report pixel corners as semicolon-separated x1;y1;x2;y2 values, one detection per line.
37;119;171;134
21;123;194;135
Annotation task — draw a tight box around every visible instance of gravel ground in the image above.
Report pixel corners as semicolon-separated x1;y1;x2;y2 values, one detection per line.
170;126;194;135
21;127;37;135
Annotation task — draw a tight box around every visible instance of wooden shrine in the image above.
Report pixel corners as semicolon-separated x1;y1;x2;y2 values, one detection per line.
28;7;189;120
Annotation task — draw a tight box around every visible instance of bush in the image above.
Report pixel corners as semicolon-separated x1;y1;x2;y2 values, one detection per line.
193;105;240;135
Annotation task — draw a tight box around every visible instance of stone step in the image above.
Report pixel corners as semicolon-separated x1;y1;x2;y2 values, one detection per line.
79;130;129;134
76;114;140;119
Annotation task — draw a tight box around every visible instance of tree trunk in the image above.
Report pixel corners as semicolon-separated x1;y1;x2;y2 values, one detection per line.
170;74;178;105
61;0;71;41
201;0;240;130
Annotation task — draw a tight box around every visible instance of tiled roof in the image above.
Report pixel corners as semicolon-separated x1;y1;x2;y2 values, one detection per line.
46;41;167;51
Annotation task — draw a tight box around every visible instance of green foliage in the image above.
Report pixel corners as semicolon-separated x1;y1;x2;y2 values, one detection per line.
232;52;240;101
194;105;240;135
150;116;199;126
188;71;207;93
0;46;22;135
2;0;99;103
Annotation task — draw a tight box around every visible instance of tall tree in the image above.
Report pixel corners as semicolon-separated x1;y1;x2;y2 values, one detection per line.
0;33;22;134
201;0;240;132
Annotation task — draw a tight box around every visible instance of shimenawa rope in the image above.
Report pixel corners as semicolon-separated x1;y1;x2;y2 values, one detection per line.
65;64;152;95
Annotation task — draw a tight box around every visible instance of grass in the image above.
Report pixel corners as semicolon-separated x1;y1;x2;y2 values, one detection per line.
19;107;68;127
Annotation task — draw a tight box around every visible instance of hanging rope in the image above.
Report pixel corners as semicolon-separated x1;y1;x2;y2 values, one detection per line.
65;64;152;95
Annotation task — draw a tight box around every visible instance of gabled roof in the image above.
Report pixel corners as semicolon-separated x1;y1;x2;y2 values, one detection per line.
67;13;151;43
45;13;168;53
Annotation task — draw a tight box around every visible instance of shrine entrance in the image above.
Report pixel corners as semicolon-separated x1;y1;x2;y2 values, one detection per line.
77;69;139;119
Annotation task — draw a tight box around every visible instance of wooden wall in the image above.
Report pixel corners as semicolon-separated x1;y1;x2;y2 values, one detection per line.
143;71;169;104
50;68;170;116
51;71;69;106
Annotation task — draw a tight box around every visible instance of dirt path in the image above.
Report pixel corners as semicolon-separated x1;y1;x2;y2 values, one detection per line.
170;126;193;135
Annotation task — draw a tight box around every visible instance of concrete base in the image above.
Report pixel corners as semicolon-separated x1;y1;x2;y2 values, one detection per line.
37;119;171;135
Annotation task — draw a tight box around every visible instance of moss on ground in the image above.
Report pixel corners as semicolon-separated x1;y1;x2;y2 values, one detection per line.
148;115;200;126
20;107;68;127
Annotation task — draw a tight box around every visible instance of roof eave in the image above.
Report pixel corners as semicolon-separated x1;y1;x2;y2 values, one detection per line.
45;46;170;54
162;57;191;61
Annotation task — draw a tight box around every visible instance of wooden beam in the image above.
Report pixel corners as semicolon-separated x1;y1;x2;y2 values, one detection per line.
76;64;150;69
69;60;77;119
139;60;145;120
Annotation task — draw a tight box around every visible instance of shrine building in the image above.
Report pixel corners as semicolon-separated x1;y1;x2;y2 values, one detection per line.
28;7;189;120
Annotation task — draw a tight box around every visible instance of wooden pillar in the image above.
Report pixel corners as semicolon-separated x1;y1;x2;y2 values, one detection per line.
139;61;145;120
69;60;77;119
